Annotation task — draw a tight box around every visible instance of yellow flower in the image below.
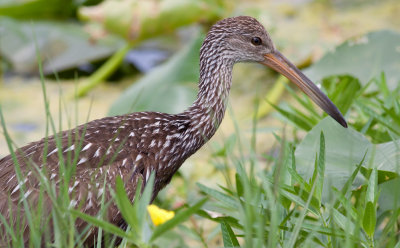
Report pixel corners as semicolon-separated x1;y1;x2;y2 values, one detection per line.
147;204;175;226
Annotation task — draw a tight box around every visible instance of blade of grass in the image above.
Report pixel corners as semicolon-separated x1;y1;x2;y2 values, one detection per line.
270;102;314;131
197;183;239;209
221;221;240;248
309;132;325;206
284;82;321;119
285;169;318;248
333;154;365;209
363;167;377;239
114;177;137;231
357;101;400;136
70;209;131;239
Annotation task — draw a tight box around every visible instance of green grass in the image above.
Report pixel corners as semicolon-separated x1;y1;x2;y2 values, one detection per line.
193;73;399;247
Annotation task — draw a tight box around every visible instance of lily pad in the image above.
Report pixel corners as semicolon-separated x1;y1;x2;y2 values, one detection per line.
304;30;400;90
378;177;400;212
78;0;224;41
0;0;76;20
108;33;203;115
295;117;400;192
295;118;368;189
0;17;124;75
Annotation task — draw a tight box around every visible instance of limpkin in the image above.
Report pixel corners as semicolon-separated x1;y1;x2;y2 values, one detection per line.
0;16;347;246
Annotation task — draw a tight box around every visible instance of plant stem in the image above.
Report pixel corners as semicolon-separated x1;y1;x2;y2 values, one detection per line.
74;43;133;97
256;75;287;119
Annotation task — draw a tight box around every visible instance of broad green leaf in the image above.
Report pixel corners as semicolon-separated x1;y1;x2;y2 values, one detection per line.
150;198;207;241
378;177;400;213
79;0;224;41
108;34;202;115
296;117;400;196
0;17;124;75
372;140;400;173
305;30;400;90
295;118;369;195
0;0;76;19
221;221;240;248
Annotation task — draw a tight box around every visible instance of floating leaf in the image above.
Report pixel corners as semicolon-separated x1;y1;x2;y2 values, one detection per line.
378;177;400;213
0;17;123;75
295;117;400;199
79;0;224;41
305;30;400;90
0;0;77;20
295;118;368;190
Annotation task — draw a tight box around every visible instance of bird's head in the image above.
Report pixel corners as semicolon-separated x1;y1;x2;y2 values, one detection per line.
203;16;348;128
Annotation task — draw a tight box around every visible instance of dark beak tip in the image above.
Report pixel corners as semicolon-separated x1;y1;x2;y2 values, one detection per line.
333;114;348;128
263;51;349;129
330;110;348;128
341;119;348;128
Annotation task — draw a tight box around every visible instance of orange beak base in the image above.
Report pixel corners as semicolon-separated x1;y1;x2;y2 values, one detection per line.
260;50;347;128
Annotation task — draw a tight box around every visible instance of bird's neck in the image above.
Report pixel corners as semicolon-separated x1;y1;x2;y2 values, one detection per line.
184;55;234;141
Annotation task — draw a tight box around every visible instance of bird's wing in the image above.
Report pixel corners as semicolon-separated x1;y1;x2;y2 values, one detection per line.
0;111;191;215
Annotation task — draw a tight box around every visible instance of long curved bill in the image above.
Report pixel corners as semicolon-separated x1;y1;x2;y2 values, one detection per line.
260;50;347;128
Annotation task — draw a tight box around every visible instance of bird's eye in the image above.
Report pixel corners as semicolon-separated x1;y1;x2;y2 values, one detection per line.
251;37;262;46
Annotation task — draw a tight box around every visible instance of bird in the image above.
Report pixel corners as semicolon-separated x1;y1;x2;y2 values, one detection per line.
0;16;347;247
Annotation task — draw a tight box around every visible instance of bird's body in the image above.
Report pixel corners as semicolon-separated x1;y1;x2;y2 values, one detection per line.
0;16;347;246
